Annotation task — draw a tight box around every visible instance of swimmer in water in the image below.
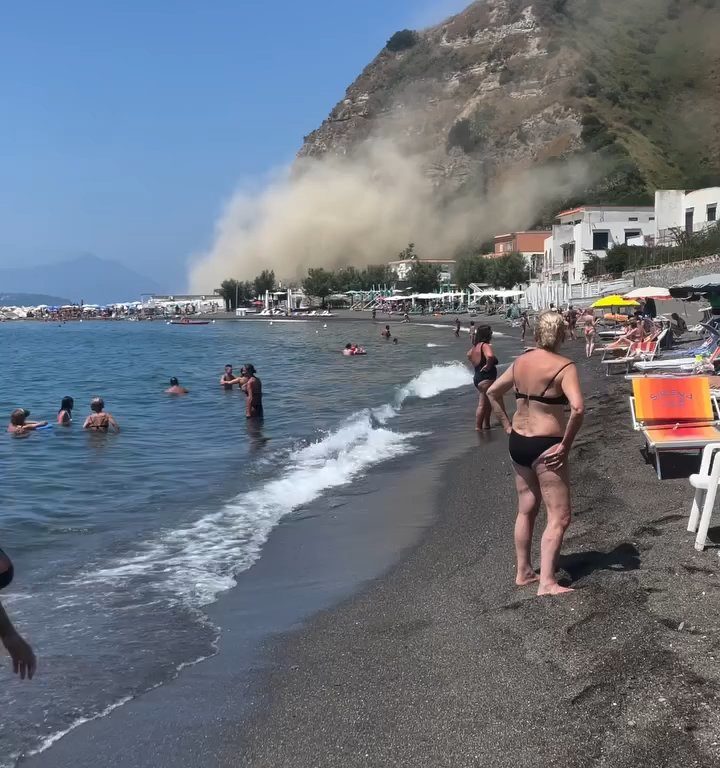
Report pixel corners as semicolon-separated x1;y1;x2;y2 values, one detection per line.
7;409;48;435
381;325;391;339
83;397;120;433
166;377;189;395
57;396;74;425
393;337;398;344
220;364;236;390
242;364;263;419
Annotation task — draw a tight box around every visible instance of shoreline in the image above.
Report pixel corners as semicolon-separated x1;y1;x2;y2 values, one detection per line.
19;375;481;767
19;327;720;766
233;336;720;767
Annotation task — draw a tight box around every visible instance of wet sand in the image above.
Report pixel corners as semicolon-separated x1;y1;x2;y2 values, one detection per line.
234;339;720;767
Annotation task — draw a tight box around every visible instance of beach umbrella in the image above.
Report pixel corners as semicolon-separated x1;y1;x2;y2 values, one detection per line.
590;295;639;309
623;287;671;301
669;274;720;298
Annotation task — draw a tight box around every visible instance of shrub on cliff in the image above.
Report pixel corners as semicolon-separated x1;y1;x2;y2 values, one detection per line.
386;29;418;52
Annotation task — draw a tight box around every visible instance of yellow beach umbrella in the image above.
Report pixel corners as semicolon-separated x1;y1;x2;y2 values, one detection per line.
590;294;639;309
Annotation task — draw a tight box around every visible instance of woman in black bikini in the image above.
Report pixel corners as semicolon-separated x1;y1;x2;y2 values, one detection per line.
487;311;584;596
467;325;497;431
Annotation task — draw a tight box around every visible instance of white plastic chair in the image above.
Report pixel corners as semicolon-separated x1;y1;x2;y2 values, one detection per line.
688;443;720;550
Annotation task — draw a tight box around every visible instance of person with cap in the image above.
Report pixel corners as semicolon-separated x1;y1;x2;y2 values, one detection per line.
242;364;263;419
7;409;47;435
165;377;189;395
0;548;36;680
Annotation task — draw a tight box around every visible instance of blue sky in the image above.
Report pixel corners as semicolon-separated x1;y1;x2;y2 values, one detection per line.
0;0;467;289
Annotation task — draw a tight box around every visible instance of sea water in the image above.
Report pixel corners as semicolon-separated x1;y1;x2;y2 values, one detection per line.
0;319;485;764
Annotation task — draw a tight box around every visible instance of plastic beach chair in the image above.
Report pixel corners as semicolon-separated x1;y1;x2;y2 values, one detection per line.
633;343;720;373
601;342;638;375
688;443;720;550
629;377;720;479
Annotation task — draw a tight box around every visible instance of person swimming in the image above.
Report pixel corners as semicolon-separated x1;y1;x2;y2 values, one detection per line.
7;409;48;435
83;397;120;433
343;343;366;356
166;377;189;395
57;396;74;425
381;325;391;339
220;364;236;390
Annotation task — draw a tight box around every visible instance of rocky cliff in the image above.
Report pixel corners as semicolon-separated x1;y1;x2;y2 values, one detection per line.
299;0;720;216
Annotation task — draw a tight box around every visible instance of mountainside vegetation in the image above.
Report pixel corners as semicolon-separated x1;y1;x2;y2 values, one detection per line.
300;0;720;220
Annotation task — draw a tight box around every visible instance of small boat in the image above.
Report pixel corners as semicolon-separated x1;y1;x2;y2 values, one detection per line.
170;319;210;326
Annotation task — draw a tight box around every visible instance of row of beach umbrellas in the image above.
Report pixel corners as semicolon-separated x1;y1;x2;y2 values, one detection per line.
588;275;720;311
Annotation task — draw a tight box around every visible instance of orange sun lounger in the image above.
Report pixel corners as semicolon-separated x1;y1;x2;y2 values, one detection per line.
630;377;720;478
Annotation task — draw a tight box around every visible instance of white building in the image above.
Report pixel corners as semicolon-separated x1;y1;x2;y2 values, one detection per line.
542;205;656;284
388;258;455;283
655;187;720;242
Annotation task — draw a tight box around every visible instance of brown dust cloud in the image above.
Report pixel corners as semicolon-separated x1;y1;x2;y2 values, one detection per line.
188;135;591;291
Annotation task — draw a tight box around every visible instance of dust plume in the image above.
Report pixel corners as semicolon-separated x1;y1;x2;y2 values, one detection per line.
189;139;590;291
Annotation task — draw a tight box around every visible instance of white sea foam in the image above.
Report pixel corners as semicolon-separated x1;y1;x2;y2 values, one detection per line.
82;363;472;609
426;342;444;348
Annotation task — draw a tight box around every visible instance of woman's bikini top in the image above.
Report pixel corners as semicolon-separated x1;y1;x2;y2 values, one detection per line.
514;359;573;406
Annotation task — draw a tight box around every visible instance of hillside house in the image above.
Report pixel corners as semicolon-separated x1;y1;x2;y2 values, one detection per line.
492;231;551;277
388;258;456;284
542;205;656;284
655;187;720;242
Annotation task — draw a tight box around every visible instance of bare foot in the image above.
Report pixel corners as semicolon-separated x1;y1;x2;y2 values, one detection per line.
537;583;575;596
515;569;540;586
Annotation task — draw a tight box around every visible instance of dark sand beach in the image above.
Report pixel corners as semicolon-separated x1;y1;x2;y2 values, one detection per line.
234;338;720;768
19;324;720;767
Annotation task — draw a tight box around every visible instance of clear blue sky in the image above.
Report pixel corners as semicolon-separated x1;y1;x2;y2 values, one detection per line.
0;0;466;289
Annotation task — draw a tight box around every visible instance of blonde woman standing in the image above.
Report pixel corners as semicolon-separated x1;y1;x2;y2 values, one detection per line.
487;312;585;596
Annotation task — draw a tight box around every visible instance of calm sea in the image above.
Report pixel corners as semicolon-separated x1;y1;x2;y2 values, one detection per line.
0;318;500;764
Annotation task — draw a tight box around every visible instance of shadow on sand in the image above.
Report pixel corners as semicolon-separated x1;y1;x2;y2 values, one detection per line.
560;542;641;582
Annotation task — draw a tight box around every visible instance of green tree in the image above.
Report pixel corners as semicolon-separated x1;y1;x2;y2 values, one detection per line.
217;279;239;311
407;261;441;292
454;254;488;289
583;254;606;280
489;253;528;288
216;279;254;310
386;29;418;52
397;242;417;260
360;264;392;289
253;269;276;297
333;266;362;292
603;246;630;275
302;268;335;307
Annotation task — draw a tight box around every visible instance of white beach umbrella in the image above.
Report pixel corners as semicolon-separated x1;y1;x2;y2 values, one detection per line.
623;287;671;300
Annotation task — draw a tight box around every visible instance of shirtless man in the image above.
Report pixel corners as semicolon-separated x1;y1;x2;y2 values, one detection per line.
0;549;36;680
381;325;391;339
7;409;47;435
83;398;120;432
242;364;263;419
220;364;236;390
165;377;189;395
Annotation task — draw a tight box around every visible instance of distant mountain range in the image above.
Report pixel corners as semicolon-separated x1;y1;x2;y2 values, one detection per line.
0;255;161;305
0;293;71;308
